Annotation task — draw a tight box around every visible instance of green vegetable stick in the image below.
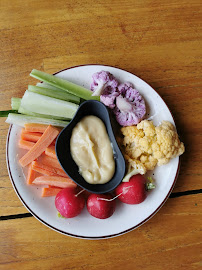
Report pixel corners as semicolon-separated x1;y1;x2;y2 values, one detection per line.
18;106;70;121
30;69;100;101
20;91;78;119
28;85;80;104
11;97;21;110
6;113;69;127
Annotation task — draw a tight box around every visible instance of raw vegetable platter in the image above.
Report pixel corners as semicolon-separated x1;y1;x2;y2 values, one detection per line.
6;65;180;239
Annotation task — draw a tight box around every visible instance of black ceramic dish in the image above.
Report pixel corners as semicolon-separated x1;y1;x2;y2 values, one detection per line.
55;100;126;194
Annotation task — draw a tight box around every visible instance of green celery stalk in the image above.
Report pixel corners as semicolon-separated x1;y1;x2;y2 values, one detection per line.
30;69;100;101
6;113;69;127
36;82;69;92
28;85;80;104
11;97;21;110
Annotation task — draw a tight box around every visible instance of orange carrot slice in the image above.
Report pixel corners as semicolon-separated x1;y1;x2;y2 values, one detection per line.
41;186;62;197
33;176;76;188
19;140;55;156
51;139;56;146
31;162;58;176
19;125;60;167
18;139;35;150
27;164;36;184
39;154;62;169
45;145;57;159
21;131;42;143
32;160;67;177
25;123;62;134
24;123;48;133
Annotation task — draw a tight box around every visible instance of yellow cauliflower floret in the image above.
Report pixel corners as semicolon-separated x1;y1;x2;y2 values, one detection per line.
122;155;147;182
139;154;157;170
121;125;144;146
125;144;142;159
139;137;154;154
152;121;185;165
121;120;185;173
137;120;156;137
124;154;147;174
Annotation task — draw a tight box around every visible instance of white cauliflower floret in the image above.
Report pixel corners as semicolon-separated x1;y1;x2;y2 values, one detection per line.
121;120;185;173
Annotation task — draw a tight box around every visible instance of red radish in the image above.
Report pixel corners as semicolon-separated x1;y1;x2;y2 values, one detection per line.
87;193;116;219
55;187;85;218
115;174;147;204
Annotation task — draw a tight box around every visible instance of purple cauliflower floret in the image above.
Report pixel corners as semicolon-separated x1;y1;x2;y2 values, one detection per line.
91;71;119;108
100;91;119;109
113;82;146;126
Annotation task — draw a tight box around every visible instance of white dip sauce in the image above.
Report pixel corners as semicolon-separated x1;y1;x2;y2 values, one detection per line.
70;115;115;184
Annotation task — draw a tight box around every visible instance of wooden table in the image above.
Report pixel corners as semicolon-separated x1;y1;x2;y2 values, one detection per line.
0;0;201;269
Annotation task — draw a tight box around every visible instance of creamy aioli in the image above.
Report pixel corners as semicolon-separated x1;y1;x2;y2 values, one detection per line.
70;115;115;184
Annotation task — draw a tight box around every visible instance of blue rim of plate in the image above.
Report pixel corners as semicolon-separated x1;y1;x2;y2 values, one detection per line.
6;64;180;239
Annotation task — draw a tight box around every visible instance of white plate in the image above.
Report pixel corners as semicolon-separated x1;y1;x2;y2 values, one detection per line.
6;65;180;239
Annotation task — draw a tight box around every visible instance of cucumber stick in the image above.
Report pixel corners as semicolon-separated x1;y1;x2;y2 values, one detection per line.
30;69;100;101
11;97;21;110
20;91;79;119
18;106;69;120
6;113;69;127
28;85;80;104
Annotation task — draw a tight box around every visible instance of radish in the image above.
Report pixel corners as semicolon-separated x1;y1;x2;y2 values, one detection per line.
115;174;150;204
55;187;85;218
87;193;116;219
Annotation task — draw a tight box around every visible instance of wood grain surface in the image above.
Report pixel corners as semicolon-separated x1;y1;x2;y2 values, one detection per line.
0;0;201;269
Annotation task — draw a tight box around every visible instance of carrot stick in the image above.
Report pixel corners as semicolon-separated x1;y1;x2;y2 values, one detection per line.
27;164;36;184
45;145;57;159
32;161;58;176
33;176;77;188
19;125;60;167
25;123;62;134
24;123;48;133
41;186;62;197
18;140;55;156
51;139;56;146
32;160;67;177
21;131;42;142
22;129;56;145
18;139;35;150
39;154;62;169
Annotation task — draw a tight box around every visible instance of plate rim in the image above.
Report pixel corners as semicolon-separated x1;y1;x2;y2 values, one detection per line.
6;64;180;239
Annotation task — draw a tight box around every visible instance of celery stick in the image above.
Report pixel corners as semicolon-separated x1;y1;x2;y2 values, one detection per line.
11;97;21;110
0;110;18;117
21;91;78;119
18;106;70;120
6;113;69;127
30;69;100;101
28;85;80;104
36;82;66;91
